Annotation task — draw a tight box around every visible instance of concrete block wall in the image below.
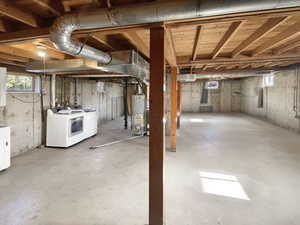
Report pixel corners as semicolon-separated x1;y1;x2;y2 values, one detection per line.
0;74;124;157
0;75;51;157
181;80;241;113
240;69;300;132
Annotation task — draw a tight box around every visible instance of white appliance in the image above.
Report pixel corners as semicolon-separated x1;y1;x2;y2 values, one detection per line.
46;108;98;148
0;126;10;171
83;109;98;139
131;94;146;136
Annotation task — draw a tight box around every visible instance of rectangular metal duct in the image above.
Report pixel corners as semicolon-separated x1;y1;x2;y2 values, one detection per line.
26;58;99;73
97;50;149;81
26;50;149;81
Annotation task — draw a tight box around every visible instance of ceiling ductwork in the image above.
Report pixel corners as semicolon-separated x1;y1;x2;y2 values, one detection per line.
26;50;149;80
50;0;300;65
26;58;99;73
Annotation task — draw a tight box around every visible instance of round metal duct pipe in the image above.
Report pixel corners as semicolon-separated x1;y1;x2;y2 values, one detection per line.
50;0;300;64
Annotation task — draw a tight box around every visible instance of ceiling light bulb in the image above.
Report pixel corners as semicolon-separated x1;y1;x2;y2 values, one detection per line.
37;51;46;57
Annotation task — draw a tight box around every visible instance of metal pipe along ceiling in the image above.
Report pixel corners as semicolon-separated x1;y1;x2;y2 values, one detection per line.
50;0;300;64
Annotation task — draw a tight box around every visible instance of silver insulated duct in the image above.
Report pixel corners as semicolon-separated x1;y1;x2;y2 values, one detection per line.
50;0;300;64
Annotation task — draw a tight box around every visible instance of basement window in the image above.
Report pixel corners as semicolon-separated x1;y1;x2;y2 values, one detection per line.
263;74;274;87
6;74;39;93
205;81;219;89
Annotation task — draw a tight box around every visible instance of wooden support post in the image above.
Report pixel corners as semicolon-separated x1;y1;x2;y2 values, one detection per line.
170;67;177;151
149;26;165;225
177;82;181;129
123;79;128;129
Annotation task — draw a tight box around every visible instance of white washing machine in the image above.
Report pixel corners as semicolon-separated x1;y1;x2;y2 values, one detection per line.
46;108;98;148
83;109;98;139
46;109;86;147
0;126;10;171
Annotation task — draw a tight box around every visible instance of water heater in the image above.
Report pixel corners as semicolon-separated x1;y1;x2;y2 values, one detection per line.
131;94;146;136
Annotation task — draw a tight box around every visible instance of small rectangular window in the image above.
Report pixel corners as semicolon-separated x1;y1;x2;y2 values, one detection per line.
205;81;219;89
6;74;38;92
263;75;274;87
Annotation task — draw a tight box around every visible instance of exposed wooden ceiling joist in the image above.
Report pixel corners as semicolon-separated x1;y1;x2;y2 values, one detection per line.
0;52;29;63
0;19;7;32
12;43;66;60
123;31;149;58
90;33;114;50
272;38;300;55
211;21;243;59
251;20;300;56
0;45;41;60
31;0;65;16
0;1;39;27
231;16;288;57
0;58;25;67
178;54;300;67
165;27;177;67
191;26;202;61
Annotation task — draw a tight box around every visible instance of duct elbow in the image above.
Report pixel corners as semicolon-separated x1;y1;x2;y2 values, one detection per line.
50;14;112;64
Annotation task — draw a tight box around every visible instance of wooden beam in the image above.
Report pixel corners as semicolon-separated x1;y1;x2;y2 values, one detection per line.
192;26;202;60
0;52;29;63
251;20;300;56
165;27;177;66
177;81;181;129
215;65;225;70
0;25;147;45
170;67;177;151
188;68;272;74
211;21;243;59
0;19;7;32
0;27;49;45
149;26;165;225
0;1;39;27
231;17;288;57
202;65;207;71
90;34;114;50
31;0;64;16
272;38;300;54
0;45;40;60
240;64;251;69
12;43;66;60
123;31;149;57
178;53;300;67
0;58;25;67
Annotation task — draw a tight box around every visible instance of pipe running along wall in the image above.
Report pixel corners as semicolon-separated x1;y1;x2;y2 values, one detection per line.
50;0;300;64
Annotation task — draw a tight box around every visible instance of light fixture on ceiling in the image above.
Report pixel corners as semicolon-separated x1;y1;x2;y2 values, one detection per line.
36;45;47;58
37;51;47;58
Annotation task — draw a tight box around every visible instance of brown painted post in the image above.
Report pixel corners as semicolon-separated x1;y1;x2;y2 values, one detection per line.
170;67;177;151
177;81;181;129
149;26;165;225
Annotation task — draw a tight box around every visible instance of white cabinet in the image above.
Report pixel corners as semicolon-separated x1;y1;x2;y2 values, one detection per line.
0;67;7;107
0;126;10;171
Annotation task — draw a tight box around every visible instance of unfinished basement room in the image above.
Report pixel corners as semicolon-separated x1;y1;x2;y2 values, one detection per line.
1;0;300;225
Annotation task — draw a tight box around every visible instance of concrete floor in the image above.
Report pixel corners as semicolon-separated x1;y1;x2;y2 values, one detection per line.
1;113;300;225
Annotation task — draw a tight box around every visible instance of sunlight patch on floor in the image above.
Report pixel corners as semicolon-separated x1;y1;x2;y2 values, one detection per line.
200;171;250;200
